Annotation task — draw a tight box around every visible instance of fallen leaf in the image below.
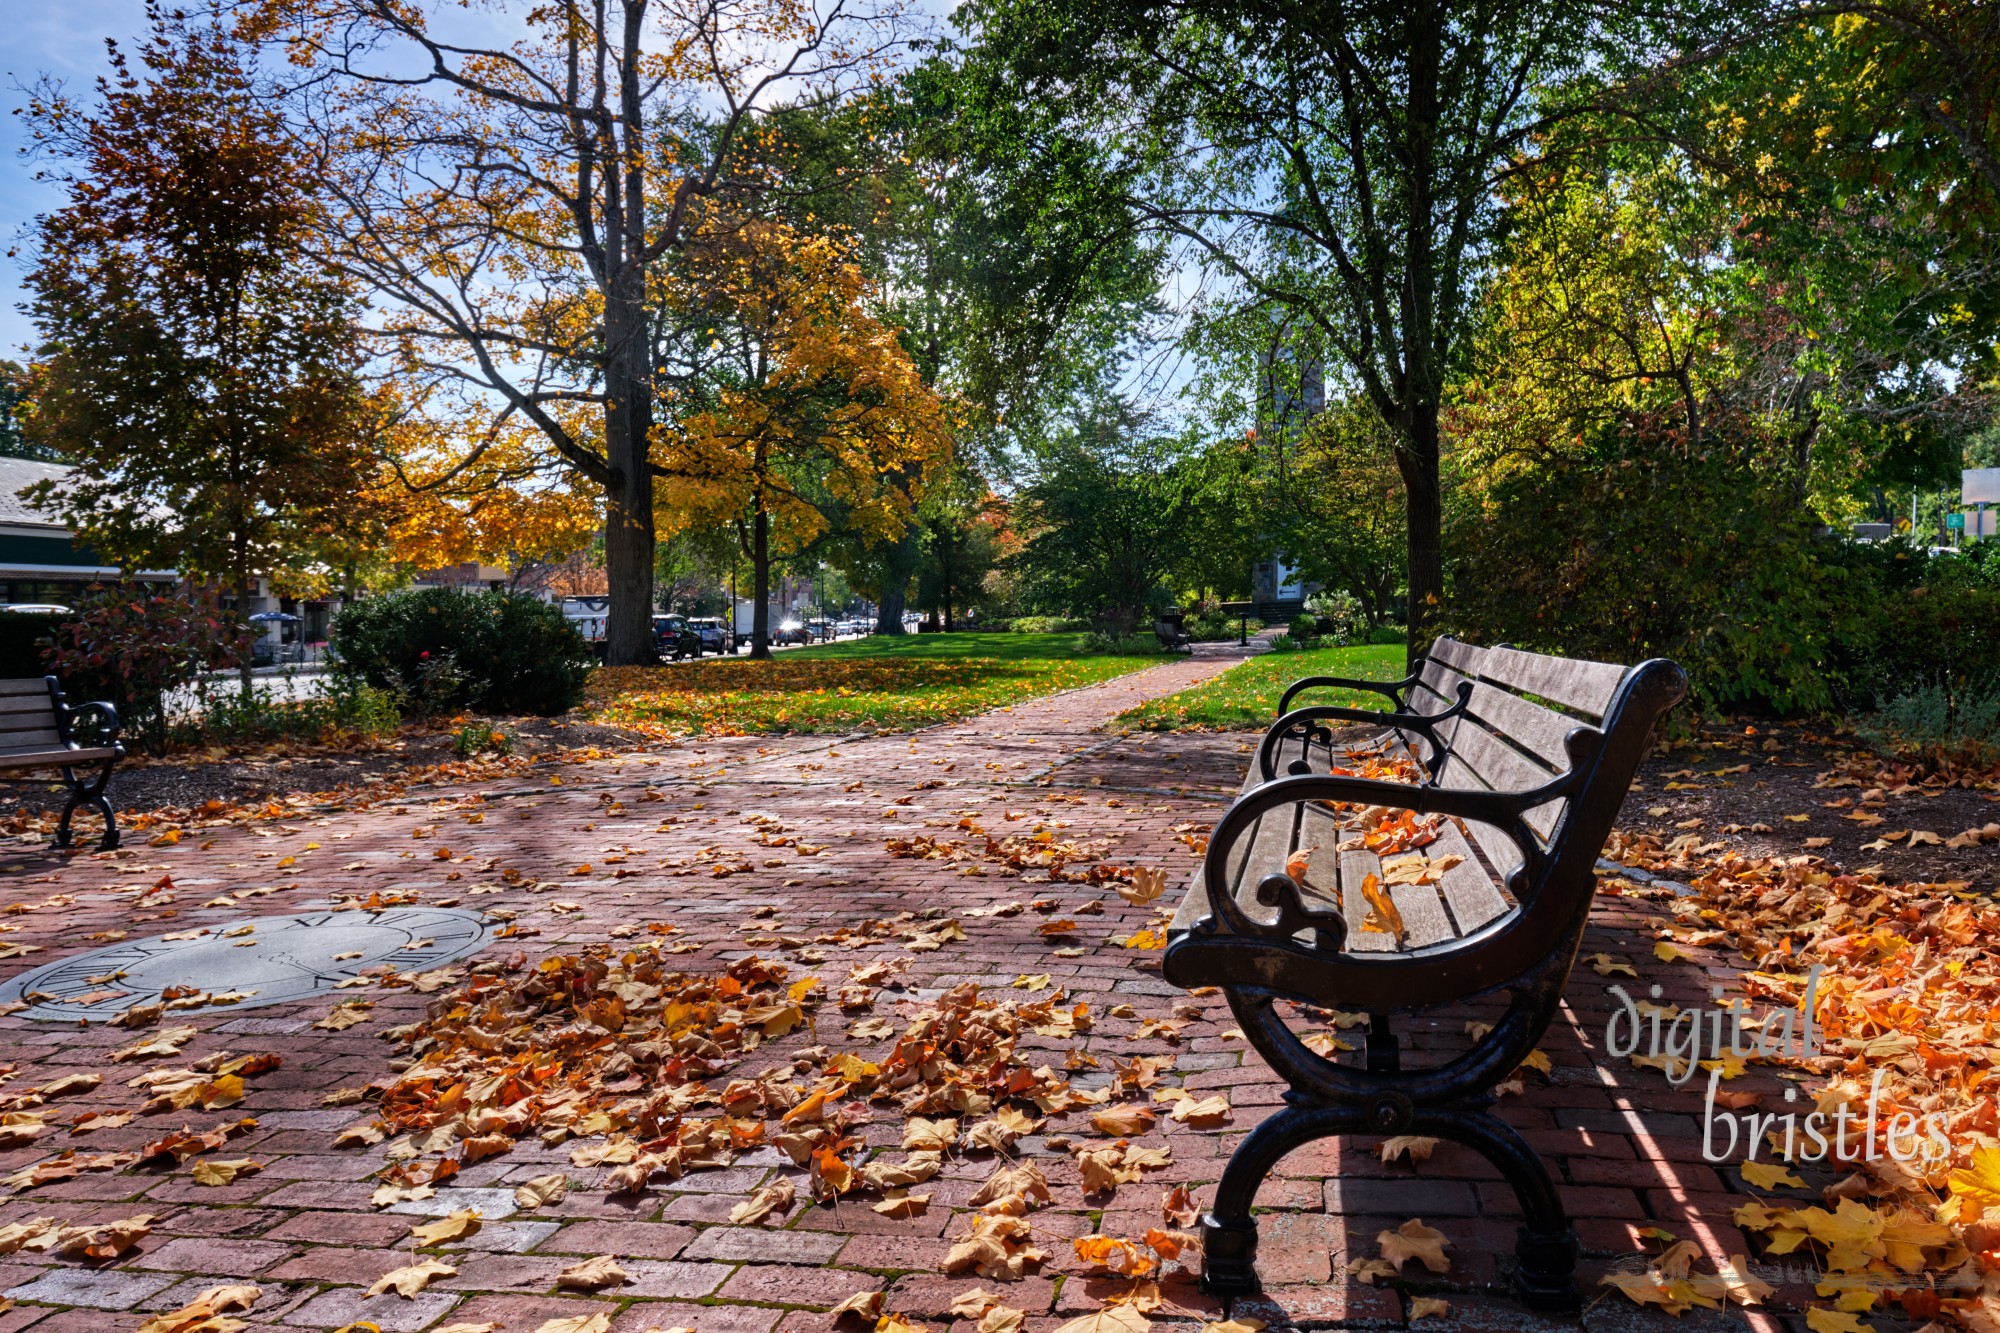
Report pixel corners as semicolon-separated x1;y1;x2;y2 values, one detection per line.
1741;1161;1807;1191
1379;1135;1437;1164
1410;1297;1450;1320
191;1158;260;1186
365;1257;457;1298
1377;1218;1452;1273
513;1174;568;1210
828;1289;885;1321
531;1315;614;1333
556;1254;630;1289
730;1177;796;1224
409;1209;482;1245
1052;1308;1151;1333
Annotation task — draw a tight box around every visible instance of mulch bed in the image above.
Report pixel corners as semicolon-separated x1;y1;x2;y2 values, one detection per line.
0;717;653;824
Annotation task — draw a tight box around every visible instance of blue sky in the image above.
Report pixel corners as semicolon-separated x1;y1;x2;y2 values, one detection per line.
1;0;150;357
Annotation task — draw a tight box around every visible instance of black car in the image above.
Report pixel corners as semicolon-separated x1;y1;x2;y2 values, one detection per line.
653;615;701;658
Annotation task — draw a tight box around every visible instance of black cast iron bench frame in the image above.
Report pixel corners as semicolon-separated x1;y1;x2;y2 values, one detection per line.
0;676;124;851
1162;642;1686;1311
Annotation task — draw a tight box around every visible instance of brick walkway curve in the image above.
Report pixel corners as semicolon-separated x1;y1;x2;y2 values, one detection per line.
0;643;1793;1333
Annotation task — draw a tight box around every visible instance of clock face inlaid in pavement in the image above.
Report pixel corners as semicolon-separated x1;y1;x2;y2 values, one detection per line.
0;907;497;1022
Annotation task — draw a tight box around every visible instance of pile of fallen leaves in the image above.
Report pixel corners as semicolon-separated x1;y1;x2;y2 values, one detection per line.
329;931;1222;1311
1596;834;2000;1330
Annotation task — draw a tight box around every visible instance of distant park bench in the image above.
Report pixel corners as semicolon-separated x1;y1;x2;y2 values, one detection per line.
1163;636;1686;1310
1151;607;1192;654
0;677;124;850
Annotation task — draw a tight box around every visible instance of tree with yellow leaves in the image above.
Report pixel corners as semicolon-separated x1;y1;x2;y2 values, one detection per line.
657;221;951;657
372;390;602;588
250;0;916;663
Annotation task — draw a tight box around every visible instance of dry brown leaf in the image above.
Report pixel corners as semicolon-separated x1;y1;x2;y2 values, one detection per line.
1117;867;1168;905
1377;1218;1452;1273
556;1254;630;1289
410;1209;483;1245
1090;1105;1156;1136
1379;1135;1438;1164
1410;1297;1450;1320
365;1257;456;1298
134;1283;262;1333
190;1158;260;1186
531;1315;614;1333
873;1192;930;1218
828;1290;885;1321
981;1306;1027;1333
729;1177;796;1224
513;1174;568;1210
1051;1307;1151;1333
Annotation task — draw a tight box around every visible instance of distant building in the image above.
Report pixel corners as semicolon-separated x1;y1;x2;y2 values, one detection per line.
0;457;175;605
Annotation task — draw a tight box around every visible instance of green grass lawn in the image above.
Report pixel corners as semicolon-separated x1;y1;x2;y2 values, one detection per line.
1115;642;1407;731
586;632;1167;735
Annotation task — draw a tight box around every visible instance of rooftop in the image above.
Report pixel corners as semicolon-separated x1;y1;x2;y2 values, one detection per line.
0;457;71;531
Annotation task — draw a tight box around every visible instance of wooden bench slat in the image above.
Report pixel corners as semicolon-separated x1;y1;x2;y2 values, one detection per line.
1464;682;1580;771
1426;636;1486;675
1479;647;1627;719
1388;877;1454;949
1429;821;1512;934
1337;848;1397;952
1441;724;1566;840
0;681;52;699
0;728;64;750
0;745;117;766
0;696;56;718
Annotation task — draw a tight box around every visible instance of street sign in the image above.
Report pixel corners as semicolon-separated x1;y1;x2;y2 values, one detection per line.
1947;512;1965;530
1967;469;2000;504
1894;517;1912;533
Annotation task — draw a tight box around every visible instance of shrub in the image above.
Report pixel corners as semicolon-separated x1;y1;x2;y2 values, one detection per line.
43;587;237;753
1082;631;1171;655
1304;590;1365;645
189;675;401;748
1011;615;1088;634
1363;624;1406;646
332;588;594;716
1440;415;2000;714
1859;674;2000;768
453;722;514;757
1288;612;1318;641
0;610;69;679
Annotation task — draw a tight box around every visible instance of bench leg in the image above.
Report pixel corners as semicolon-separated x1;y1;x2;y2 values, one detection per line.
1199;1099;1578;1312
54;762;119;852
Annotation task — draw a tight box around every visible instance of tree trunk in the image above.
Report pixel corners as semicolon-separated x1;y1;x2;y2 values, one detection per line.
601;279;656;665
749;506;772;659
234;575;255;700
873;528;919;633
1396;400;1444;668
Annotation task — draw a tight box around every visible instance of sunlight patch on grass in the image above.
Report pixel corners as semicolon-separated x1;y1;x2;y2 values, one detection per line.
586;633;1163;735
1115;643;1407;731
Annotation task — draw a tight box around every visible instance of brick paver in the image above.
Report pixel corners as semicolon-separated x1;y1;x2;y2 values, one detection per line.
0;643;1808;1331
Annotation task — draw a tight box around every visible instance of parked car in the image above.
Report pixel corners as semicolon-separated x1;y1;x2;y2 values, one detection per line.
653;614;698;658
686;617;731;652
773;620;811;646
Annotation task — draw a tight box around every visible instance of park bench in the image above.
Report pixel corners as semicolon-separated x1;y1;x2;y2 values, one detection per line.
1162;636;1686;1310
1152;607;1192;654
0;677;124;850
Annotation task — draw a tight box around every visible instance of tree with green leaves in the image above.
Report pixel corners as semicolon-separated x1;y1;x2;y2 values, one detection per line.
1009;398;1215;629
0;362;63;462
19;7;378;695
954;0;1756;655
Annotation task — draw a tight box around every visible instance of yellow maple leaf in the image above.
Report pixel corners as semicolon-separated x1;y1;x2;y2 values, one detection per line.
1949;1143;2000;1217
1740;1161;1805;1191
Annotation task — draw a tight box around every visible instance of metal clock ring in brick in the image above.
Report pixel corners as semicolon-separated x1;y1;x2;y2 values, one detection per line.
0;907;499;1023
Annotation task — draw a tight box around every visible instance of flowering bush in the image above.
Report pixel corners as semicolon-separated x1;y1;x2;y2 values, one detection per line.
43;586;237;753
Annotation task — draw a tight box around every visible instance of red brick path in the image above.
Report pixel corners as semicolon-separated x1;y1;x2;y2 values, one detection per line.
0;644;1804;1333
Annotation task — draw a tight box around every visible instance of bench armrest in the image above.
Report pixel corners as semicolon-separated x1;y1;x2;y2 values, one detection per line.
1193;769;1568;944
1257;684;1471;783
1277;666;1422;717
62;700;122;747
